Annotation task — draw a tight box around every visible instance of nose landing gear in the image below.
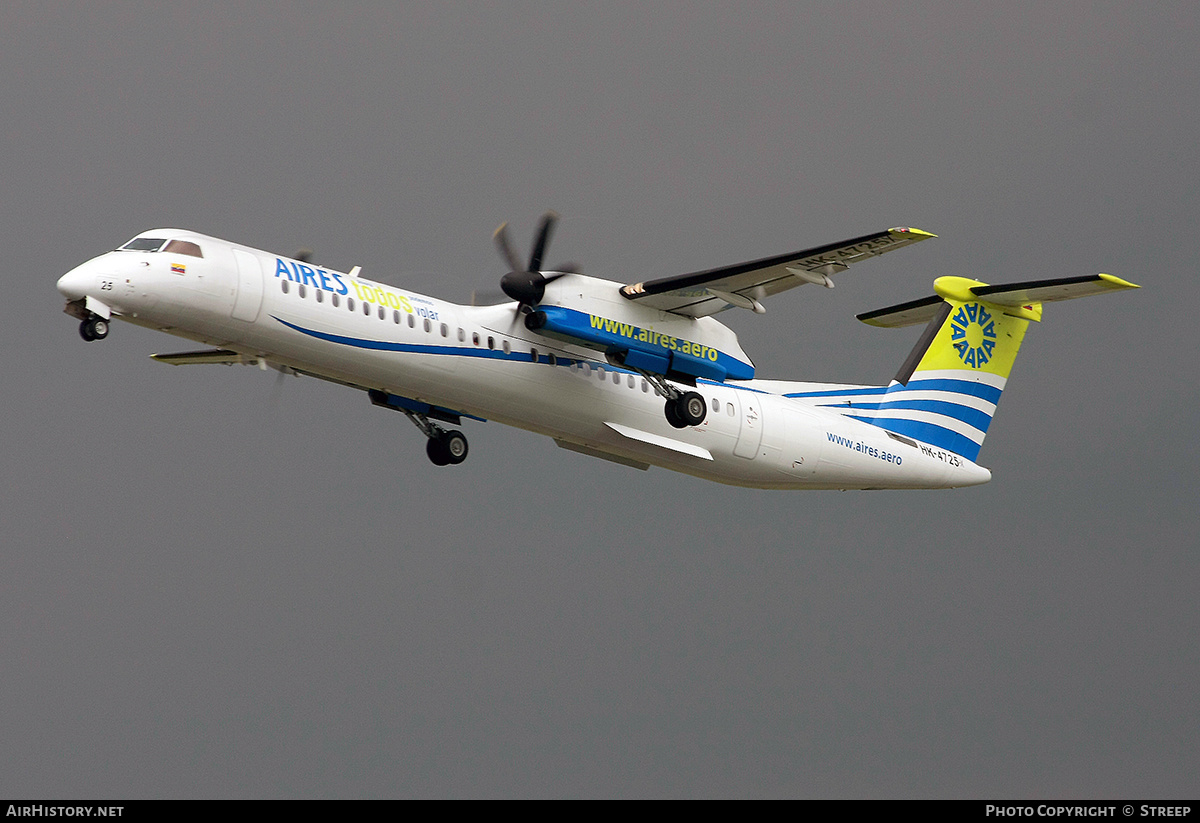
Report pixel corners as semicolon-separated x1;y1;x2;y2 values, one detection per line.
78;317;109;342
65;299;113;342
425;429;469;466
367;389;471;467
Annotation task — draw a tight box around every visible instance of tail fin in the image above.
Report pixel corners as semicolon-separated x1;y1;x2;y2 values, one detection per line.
853;273;1139;461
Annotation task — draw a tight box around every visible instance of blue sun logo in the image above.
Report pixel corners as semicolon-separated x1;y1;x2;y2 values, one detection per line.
950;303;997;368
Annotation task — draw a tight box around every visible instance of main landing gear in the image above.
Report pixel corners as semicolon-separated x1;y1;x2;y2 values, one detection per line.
664;391;707;428
634;368;707;429
78;316;109;342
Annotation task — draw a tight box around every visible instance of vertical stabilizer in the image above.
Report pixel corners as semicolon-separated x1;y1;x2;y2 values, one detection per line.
850;273;1137;461
861;278;1033;460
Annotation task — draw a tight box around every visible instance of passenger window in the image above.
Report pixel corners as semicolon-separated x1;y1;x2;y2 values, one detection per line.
472;332;480;346
393;310;400;323
627;374;635;388
487;336;495;350
502;340;511;354
612;371;620;384
408;314;415;328
458;328;465;342
378;305;386;320
597;366;605;379
363;302;371;316
331;293;339;307
712;398;720;413
440;323;448;337
316;289;323;303
163;239;204;258
641;379;649;392
298;284;307;298
727;403;735;417
347;297;355;312
581;362;591;375
548;353;557;366
280;280;289;294
423;318;431;333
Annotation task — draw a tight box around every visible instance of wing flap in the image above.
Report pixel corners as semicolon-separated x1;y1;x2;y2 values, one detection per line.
620;227;935;317
604;422;714;460
150;349;254;365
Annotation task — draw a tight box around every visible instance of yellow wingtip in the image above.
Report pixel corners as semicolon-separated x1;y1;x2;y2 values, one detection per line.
889;226;938;239
1098;273;1141;290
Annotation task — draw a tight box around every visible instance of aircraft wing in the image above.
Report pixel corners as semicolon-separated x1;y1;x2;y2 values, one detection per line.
619;227;935;317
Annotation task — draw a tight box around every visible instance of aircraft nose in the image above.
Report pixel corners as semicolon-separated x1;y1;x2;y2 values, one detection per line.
57;265;92;301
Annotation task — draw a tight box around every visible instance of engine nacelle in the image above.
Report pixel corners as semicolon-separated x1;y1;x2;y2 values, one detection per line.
525;303;753;382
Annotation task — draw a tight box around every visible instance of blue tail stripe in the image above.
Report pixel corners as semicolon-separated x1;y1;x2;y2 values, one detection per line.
846;415;983;461
787;378;1001;404
829;399;994;433
894;378;1003;404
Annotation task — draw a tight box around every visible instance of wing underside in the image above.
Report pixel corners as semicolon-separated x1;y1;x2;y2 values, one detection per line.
620;227;935;317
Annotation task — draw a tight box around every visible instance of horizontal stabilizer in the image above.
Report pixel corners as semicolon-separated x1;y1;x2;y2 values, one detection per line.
858;273;1140;328
857;294;944;328
971;273;1139;306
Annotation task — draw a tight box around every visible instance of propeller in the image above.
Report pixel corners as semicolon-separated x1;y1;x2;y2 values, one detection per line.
495;211;577;312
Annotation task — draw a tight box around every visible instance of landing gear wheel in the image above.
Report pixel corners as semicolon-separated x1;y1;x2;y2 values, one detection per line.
426;437;450;466
79;317;109;341
441;430;469;465
665;392;706;428
679;391;707;426
425;430;468;466
664;398;686;428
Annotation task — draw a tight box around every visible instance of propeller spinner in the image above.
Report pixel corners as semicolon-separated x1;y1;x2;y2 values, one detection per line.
495;211;574;311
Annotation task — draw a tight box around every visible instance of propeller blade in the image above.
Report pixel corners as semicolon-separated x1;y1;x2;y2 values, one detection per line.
493;222;523;273
528;211;558;273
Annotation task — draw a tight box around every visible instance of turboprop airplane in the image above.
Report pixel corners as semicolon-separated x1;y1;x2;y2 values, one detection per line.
56;214;1138;489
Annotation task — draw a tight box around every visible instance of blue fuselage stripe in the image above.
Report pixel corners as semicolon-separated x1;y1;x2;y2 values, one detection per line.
274;316;579;367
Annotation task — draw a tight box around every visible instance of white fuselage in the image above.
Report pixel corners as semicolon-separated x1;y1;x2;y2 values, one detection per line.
58;230;991;489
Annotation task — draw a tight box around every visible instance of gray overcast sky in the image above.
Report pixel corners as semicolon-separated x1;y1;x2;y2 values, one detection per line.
3;1;1197;798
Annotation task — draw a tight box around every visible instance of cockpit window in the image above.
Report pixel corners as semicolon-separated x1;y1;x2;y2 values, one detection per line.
163;239;203;258
118;237;168;252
